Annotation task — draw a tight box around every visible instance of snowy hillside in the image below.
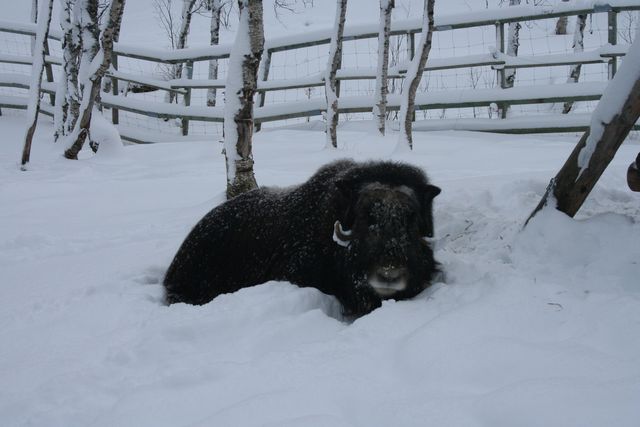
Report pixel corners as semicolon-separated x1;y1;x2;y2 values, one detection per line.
1;113;640;426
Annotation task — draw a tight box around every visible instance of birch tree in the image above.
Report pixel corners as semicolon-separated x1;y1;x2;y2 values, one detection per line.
324;0;347;148
562;14;587;114
396;0;434;150
30;0;39;54
176;0;198;54
20;0;54;169
54;0;82;141
64;0;126;159
373;0;394;135
223;0;264;199
503;0;521;89
555;0;570;35
154;0;200;103
206;0;226;106
167;0;198;103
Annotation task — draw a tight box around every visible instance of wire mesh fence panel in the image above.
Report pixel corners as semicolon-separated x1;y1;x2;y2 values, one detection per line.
2;4;639;141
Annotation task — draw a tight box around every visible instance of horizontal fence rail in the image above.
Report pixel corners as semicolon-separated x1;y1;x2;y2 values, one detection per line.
1;0;639;143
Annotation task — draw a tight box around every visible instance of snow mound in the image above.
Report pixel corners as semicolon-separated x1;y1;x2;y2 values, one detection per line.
90;111;125;161
516;206;640;293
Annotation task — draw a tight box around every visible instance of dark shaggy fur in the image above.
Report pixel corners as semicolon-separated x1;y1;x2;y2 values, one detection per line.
164;159;441;317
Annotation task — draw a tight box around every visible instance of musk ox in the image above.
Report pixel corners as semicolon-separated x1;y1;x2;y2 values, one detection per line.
163;159;441;317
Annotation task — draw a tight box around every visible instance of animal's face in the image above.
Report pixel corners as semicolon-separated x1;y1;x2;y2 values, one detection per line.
334;180;440;297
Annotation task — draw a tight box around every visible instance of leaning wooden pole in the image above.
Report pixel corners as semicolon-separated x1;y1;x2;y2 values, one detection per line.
527;32;640;223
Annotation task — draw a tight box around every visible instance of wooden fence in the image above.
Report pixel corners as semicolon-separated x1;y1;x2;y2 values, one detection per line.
1;1;639;144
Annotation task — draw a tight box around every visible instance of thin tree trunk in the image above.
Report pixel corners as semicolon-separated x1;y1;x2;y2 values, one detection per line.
207;0;223;107
21;0;54;169
396;0;434;150
555;16;568;34
54;0;81;141
53;0;70;142
503;0;521;89
64;0;126;159
562;14;587;114
223;0;263;199
325;0;347;148
373;0;394;135
527;33;640;223
30;0;38;54
177;0;197;54
168;0;198;104
555;0;570;35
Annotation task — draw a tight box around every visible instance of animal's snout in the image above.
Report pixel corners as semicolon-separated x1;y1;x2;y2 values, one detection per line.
368;264;408;297
376;265;404;281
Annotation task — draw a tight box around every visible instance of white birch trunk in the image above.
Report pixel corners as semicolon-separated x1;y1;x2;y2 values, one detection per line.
30;0;39;54
64;0;126;159
324;0;347;149
75;0;100;93
54;0;81;141
20;0;54;169
167;0;198;104
562;14;587;114
223;0;263;199
396;0;434;151
555;0;570;35
373;0;394;135
54;1;70;141
207;0;224;107
503;0;521;90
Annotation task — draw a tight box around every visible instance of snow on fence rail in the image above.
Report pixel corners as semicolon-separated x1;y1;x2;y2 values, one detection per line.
1;1;639;144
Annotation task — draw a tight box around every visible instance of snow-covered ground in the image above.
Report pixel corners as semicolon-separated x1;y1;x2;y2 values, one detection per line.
1;113;640;426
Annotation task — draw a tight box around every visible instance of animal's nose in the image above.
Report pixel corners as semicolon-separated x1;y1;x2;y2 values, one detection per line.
377;266;403;281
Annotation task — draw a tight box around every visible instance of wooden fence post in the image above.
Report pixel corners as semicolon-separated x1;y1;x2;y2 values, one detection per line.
181;60;193;136
255;49;272;132
408;31;415;60
495;22;508;119
608;10;617;79
408;31;416;122
43;40;55;106
111;52;119;125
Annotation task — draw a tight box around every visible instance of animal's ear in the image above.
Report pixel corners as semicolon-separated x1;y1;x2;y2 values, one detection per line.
418;184;441;238
423;184;441;201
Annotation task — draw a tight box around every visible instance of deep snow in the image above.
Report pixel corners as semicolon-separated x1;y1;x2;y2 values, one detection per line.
1;113;640;426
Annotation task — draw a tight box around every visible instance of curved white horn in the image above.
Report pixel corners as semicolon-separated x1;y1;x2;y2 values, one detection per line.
422;236;436;245
333;220;352;247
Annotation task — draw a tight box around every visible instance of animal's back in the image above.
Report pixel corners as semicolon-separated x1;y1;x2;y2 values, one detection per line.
163;159;356;305
164;188;278;305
